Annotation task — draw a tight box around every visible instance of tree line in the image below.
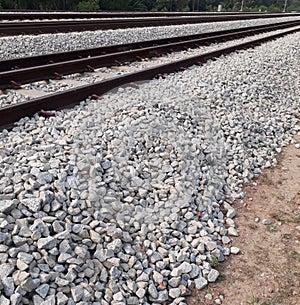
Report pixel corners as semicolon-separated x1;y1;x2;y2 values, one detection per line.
0;0;298;13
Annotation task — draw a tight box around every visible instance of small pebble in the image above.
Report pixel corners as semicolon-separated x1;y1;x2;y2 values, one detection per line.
230;247;240;254
205;294;213;300
262;219;273;225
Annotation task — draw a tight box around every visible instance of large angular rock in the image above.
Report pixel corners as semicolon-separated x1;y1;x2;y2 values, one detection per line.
194;276;208;289
20;277;40;292
71;285;84;302
37;236;58;250
0;200;17;213
0;263;14;280
36;283;50;298
207;269;219;282
21;198;41;212
0;295;10;305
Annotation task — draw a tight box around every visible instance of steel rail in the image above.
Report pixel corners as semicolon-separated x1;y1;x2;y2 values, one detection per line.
0;21;299;90
1;14;299;36
0;20;297;72
1;12;298;20
0;26;299;130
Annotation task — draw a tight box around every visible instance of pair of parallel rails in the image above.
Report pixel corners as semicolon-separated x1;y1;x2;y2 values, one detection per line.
0;19;299;130
1;13;300;36
1;12;299;20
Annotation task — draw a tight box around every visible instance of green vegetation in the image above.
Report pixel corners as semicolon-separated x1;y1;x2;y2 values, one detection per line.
0;0;298;12
77;0;100;11
261;173;274;185
266;224;278;233
295;214;300;223
216;272;227;281
248;292;260;304
209;256;219;267
270;211;286;223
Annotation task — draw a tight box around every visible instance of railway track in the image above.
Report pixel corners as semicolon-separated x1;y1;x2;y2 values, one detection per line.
0;22;299;130
1;14;299;36
1;20;298;91
1;12;299;21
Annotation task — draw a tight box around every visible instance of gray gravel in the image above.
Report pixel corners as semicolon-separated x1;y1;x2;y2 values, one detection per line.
0;30;299;305
0;91;30;108
0;16;299;60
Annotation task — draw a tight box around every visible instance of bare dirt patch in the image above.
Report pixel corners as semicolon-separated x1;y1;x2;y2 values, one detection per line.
187;137;300;305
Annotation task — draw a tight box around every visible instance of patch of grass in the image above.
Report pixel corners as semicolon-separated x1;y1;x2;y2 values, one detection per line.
275;193;285;201
261;173;273;186
294;214;300;223
217;273;227;282
252;294;289;305
248;298;273;305
209;256;219;268
276;150;284;164
289;250;300;261
249;294;260;304
195;296;202;303
274;295;286;303
248;223;258;230
283;233;292;240
270;211;286;223
266;225;278;233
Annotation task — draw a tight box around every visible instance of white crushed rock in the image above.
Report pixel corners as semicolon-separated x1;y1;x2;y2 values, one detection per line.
0;91;29;108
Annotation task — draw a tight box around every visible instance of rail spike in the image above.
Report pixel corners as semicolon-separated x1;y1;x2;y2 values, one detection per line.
87;65;95;72
39;109;55;118
53;72;63;80
10;80;22;89
114;60;122;66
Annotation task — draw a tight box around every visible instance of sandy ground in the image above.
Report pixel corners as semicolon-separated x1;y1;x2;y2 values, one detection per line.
187;136;300;305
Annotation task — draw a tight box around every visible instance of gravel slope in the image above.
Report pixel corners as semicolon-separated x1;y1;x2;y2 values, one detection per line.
0;31;299;305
